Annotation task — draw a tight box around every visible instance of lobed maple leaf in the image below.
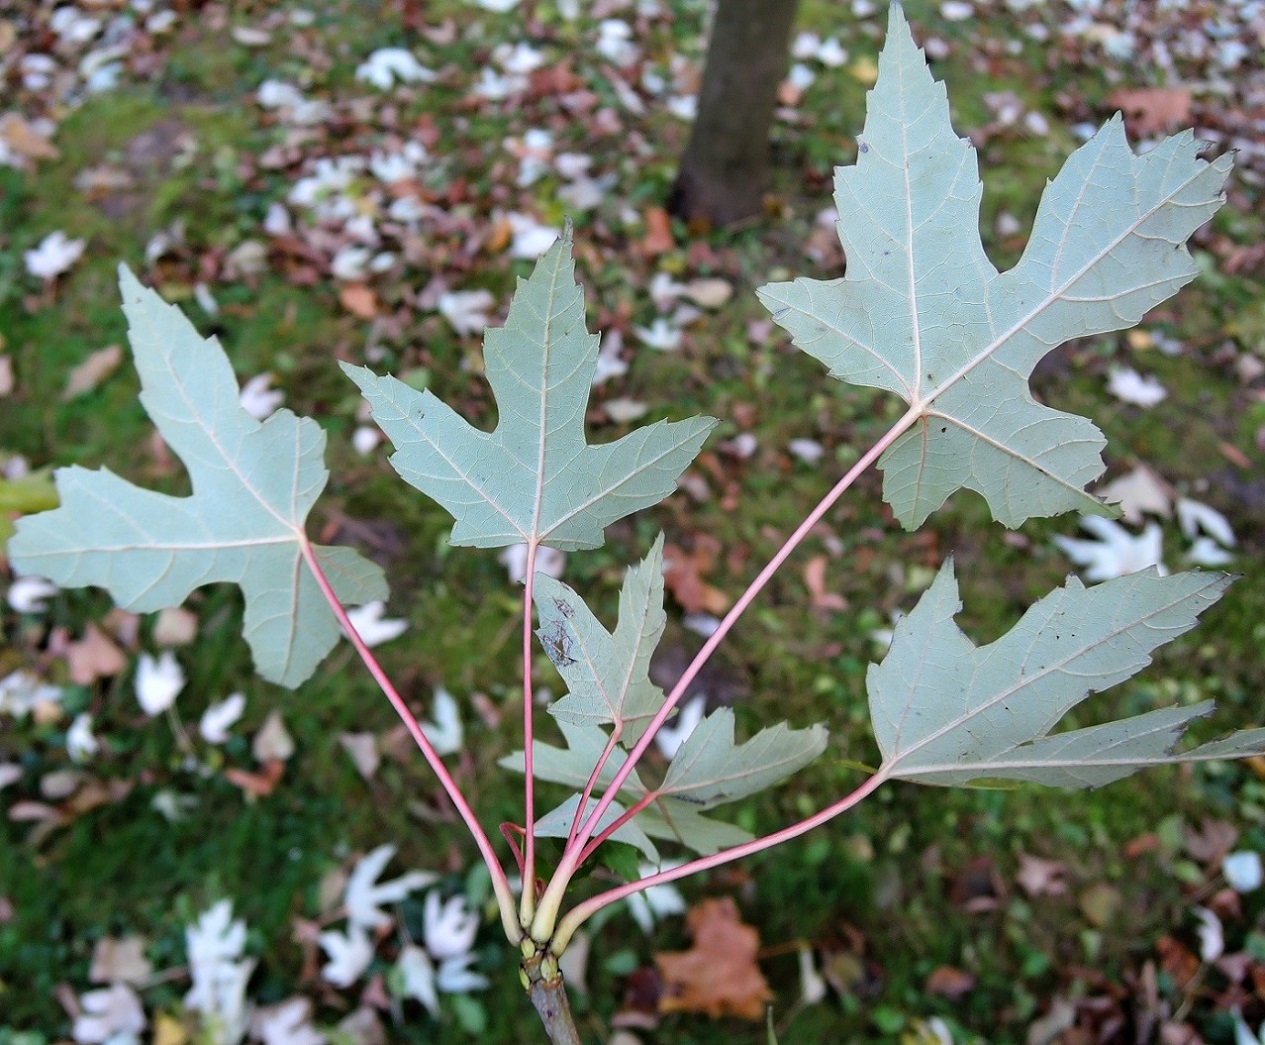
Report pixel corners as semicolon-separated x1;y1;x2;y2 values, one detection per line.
8;268;387;688
757;6;1231;529
654;897;771;1021
343;229;717;550
870;561;1265;788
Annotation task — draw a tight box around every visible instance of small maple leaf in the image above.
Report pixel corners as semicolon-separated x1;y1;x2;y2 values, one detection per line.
344;844;436;931
655;897;772;1020
345;229;716;550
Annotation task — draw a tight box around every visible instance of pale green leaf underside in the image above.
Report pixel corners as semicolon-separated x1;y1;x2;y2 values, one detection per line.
344;232;716;550
7;267;386;688
500;716;801;857
869;562;1247;788
536;534;668;745
757;6;1231;529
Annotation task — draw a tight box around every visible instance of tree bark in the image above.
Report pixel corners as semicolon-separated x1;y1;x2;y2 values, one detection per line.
668;0;801;230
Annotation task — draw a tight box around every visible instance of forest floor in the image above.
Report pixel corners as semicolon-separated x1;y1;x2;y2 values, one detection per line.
1;0;1264;1042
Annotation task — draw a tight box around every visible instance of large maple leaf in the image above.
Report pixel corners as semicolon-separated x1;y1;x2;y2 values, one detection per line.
9;268;386;688
758;5;1231;529
344;230;716;550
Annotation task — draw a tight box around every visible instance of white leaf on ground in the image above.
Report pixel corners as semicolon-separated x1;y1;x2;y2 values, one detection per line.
67;712;99;762
1053;515;1165;581
506;213;559;258
238;374;283;421
395;944;439;1015
788;438;825;464
0;762;24;789
474;0;521;10
653;695;706;759
1193;905;1224;961
72;983;146;1044
0;669;62;719
1187;536;1235;567
1107;366;1167;407
25;231;86;279
604;397;649;422
633;318;682;352
1224;851;1264;893
319;924;374;987
436;951;491;993
1232;1009;1265;1045
423;892;480;960
185;900;254;1045
345;844;437;931
135;651;185;716
251;997;325;1045
62;344;124;401
421;688;463;756
89;936;152;985
355;48;436;89
338;732;380;779
352;426;383;455
799;944;829;1004
7;575;59;613
498;544;566;583
438;290;497;336
200;693;247;744
1096;466;1171;524
592;331;628;387
625;861;687;933
1176;497;1236;548
345;601;408;647
252;709;295;762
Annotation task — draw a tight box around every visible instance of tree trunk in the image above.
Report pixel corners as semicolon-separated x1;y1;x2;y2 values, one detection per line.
668;0;801;230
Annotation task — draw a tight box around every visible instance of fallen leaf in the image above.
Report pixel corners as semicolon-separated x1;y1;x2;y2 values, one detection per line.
340;283;378;319
252;710;295;762
655;897;771;1020
61;345;123;401
1096;466;1172;524
926;965;976;999
662;539;730;615
1109;87;1192;137
803;555;847;611
682;278;733;309
224;758;285;798
641;206;675;257
65;624;127;685
153;606;198;646
0;112;59;162
1078;882;1122;927
89;936;152;985
1016;854;1067;897
339;732;380;779
1184;819;1238;865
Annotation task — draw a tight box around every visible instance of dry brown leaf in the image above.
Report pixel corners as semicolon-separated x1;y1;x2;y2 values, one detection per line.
655;897;771;1020
640;206;675;257
803;555;847;611
224;758;285;798
663;538;730;615
339;283;378;319
61;345;124;402
0;112;59;162
65;623;128;685
925;965;976;999
1109;87;1192;137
